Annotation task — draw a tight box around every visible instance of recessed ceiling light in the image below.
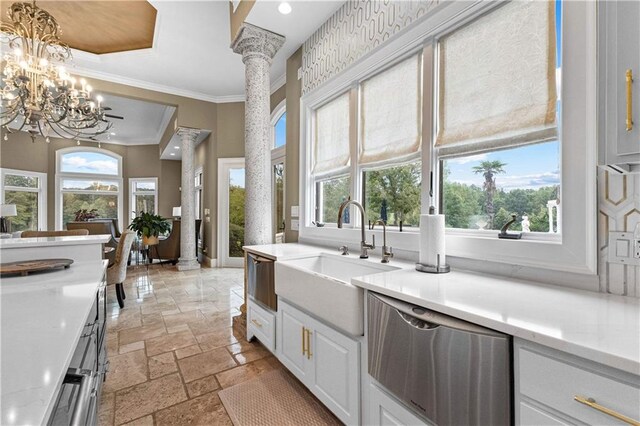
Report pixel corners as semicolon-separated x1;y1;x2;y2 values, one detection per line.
174;146;180;150
110;132;116;136
278;2;291;15
170;153;175;156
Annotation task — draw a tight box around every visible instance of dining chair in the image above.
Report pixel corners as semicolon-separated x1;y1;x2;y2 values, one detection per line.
107;231;136;308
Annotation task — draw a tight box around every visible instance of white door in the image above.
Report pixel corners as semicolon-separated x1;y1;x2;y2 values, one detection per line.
218;158;245;268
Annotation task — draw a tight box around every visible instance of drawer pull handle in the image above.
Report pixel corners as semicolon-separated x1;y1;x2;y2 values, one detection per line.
626;69;634;132
305;328;313;360
574;395;640;426
251;319;263;328
301;326;306;356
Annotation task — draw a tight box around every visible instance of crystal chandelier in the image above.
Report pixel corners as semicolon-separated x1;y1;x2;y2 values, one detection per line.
0;1;113;142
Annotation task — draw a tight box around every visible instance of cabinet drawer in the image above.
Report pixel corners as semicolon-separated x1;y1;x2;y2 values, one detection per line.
368;381;429;426
247;299;275;352
519;401;568;426
518;346;640;425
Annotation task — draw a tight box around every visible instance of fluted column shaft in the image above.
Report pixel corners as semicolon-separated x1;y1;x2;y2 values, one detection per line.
177;128;200;271
232;23;285;246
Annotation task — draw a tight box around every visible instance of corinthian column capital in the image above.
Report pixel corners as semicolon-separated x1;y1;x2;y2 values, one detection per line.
231;23;285;64
177;127;201;142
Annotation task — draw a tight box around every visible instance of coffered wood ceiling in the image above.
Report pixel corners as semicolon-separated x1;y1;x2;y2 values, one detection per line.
0;1;157;54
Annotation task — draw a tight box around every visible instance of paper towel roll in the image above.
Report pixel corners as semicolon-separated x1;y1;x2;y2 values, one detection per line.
419;214;446;266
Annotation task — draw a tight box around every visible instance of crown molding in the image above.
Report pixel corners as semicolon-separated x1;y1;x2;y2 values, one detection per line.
68;66;246;103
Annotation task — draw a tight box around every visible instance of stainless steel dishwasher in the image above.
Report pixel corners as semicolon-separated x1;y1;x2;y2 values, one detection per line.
368;292;512;425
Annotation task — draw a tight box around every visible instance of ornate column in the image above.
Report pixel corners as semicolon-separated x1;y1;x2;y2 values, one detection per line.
232;23;285;246
177;127;200;271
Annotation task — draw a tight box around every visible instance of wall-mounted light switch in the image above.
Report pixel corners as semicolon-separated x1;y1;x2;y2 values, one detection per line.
608;232;640;265
291;206;299;218
291;219;299;231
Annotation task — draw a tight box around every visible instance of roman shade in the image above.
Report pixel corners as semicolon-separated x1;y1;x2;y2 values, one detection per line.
360;54;422;166
436;0;558;157
313;92;350;177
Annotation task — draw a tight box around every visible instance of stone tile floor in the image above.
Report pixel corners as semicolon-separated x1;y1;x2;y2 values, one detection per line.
98;264;289;425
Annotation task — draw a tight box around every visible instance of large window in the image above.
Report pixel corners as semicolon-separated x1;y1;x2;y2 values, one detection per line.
439;0;562;234
301;0;596;275
130;178;158;223
0;168;47;232
56;148;123;230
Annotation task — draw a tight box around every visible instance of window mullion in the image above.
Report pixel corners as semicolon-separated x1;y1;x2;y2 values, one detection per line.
349;84;360;228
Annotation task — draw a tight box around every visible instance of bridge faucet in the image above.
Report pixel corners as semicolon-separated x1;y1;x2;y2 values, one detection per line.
337;198;375;259
372;219;393;263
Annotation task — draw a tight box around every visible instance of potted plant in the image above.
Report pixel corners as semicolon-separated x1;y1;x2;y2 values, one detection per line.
128;211;171;246
74;208;99;221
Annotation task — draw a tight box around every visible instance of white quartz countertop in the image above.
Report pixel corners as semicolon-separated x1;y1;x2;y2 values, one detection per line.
1;260;107;425
0;234;111;249
352;268;640;375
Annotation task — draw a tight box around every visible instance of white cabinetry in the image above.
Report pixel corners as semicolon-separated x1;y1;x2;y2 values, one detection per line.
599;0;640;167
277;299;360;425
515;339;640;425
247;299;276;352
368;381;430;426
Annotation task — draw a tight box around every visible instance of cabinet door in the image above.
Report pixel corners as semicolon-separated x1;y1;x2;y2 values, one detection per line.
277;302;309;382
309;318;360;425
614;0;640;156
602;0;640;162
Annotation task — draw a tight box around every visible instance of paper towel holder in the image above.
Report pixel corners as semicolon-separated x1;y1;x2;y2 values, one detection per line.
416;254;450;274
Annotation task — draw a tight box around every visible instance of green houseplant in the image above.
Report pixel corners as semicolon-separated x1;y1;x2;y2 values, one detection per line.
128;211;171;246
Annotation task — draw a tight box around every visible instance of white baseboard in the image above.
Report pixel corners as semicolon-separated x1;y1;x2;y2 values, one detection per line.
203;256;217;268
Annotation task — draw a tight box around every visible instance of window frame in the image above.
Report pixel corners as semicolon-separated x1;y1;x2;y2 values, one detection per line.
0;168;47;231
129;177;159;224
55;147;124;231
299;0;597;277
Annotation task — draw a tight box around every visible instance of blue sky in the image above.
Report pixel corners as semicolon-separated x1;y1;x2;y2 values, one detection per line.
61;152;118;175
445;141;560;190
274;113;286;148
229;168;245;188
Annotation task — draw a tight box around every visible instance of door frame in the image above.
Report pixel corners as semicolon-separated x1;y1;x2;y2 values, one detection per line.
217;157;245;268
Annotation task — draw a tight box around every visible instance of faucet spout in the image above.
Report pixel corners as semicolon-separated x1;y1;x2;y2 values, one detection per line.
372;219;393;263
338;198;375;258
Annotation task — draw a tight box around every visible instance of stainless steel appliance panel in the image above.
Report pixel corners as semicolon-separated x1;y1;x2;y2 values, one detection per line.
368;292;512;426
247;253;276;311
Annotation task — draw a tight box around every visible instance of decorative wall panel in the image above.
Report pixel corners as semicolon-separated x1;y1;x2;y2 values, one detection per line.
301;0;439;95
598;169;640;297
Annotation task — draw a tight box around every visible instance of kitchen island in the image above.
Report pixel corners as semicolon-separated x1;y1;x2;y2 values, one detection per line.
0;234;111;263
0;260;108;425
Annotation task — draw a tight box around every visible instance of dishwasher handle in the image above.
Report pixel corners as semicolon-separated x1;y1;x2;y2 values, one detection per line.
372;292;505;337
63;368;97;426
249;253;273;265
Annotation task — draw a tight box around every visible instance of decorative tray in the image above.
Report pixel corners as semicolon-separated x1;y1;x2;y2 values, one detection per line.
0;259;74;277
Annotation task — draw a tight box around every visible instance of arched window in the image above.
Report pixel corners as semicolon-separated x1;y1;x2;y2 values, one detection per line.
55;147;123;230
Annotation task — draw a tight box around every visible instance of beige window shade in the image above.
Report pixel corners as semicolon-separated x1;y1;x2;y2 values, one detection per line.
360;54;422;166
313;92;350;177
436;0;558;157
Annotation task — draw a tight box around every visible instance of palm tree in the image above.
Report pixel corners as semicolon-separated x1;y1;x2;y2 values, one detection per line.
472;160;507;229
